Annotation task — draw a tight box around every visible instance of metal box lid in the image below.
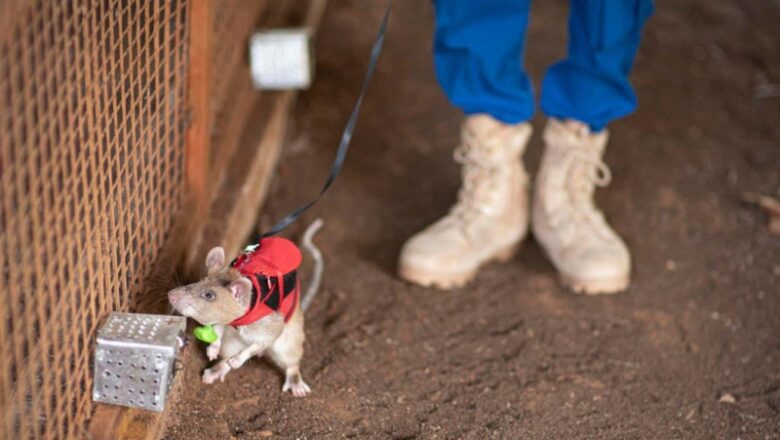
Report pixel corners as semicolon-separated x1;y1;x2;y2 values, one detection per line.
97;313;186;353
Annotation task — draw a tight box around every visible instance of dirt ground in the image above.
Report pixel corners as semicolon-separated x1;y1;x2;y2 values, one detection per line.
162;0;780;438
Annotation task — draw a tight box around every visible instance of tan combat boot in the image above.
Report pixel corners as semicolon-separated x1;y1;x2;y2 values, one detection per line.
398;114;532;289
532;118;631;294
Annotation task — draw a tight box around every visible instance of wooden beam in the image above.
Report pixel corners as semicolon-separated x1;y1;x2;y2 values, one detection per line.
184;0;214;221
207;73;259;187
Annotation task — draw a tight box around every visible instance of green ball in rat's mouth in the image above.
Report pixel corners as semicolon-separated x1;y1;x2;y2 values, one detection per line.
193;325;218;344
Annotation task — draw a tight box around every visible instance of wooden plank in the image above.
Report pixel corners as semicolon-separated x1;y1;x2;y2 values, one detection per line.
207;72;258;188
207;1;270;189
184;0;214;221
304;0;328;30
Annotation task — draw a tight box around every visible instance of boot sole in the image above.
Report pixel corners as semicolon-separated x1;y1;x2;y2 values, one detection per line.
560;272;630;295
398;242;520;290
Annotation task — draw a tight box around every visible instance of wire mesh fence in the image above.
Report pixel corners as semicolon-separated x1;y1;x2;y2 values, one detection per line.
0;1;189;438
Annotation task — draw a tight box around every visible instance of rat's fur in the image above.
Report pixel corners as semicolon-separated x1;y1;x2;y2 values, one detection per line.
168;220;324;397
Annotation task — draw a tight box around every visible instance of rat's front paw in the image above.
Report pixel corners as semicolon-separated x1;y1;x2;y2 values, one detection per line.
202;362;231;384
227;355;246;369
202;368;222;384
206;343;221;361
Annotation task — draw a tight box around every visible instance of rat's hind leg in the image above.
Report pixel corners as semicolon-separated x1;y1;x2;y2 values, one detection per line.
268;311;310;396
270;342;311;397
281;365;310;397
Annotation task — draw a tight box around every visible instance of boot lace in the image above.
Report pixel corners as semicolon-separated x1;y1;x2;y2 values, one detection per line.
444;134;503;227
546;150;614;245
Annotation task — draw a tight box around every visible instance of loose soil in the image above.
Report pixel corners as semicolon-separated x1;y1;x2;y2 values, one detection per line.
163;0;780;438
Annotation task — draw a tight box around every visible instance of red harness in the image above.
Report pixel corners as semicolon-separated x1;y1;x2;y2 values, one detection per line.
229;237;302;327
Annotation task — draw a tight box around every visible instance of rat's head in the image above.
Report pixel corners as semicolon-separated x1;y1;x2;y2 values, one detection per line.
168;247;253;325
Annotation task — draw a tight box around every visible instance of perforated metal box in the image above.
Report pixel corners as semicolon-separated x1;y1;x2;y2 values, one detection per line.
249;28;313;90
92;313;186;412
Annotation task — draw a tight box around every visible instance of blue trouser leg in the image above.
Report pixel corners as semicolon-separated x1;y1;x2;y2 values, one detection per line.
540;0;654;131
433;0;533;124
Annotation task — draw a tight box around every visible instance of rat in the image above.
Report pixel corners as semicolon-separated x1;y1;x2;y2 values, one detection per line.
168;218;324;397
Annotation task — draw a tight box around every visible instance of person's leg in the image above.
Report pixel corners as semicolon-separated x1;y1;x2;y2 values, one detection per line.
398;0;534;289
533;0;653;294
433;0;533;123
540;0;654;131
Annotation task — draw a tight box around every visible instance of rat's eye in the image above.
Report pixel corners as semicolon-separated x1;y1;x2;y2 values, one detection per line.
201;291;216;301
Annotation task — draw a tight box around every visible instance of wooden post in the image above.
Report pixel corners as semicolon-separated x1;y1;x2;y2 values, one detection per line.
185;0;213;220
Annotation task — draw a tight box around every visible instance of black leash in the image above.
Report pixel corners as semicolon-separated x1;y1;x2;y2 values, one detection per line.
256;4;391;240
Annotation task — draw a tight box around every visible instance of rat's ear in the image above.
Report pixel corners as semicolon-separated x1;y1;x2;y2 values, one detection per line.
205;247;225;274
229;278;253;300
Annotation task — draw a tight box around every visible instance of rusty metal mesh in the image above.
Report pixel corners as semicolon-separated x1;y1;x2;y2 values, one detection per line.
0;1;189;439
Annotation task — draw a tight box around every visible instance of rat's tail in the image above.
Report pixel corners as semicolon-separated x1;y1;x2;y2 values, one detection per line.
300;218;324;312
